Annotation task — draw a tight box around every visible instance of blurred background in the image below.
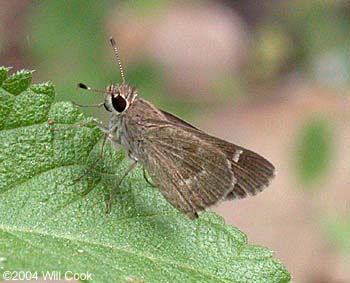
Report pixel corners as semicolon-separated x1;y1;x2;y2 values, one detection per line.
1;1;349;282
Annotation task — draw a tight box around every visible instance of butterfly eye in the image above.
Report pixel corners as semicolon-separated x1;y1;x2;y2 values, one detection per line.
111;95;127;112
103;103;112;112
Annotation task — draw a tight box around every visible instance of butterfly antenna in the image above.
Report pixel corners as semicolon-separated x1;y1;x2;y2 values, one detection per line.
77;83;105;94
109;37;126;83
76;83;105;108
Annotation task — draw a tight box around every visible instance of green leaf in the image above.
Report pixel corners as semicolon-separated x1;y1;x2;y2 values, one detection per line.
0;68;291;283
0;67;11;86
1;70;34;95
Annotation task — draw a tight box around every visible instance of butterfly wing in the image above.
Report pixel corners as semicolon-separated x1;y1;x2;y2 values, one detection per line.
140;120;235;219
196;132;275;199
145;111;275;204
159;109;199;130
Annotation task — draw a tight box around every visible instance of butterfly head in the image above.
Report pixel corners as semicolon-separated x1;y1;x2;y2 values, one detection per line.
103;83;137;113
77;38;138;114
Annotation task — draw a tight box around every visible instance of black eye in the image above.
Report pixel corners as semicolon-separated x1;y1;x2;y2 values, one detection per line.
111;95;127;112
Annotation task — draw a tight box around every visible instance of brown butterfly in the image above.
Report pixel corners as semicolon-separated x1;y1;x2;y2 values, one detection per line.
77;37;275;219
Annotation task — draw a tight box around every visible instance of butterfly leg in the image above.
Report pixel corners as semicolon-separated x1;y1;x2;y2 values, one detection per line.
72;133;108;183
142;167;155;187
106;160;138;213
49;118;112;183
48;118;108;131
71;101;104;108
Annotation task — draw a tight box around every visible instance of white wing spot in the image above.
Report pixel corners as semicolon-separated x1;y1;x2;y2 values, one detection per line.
232;149;243;163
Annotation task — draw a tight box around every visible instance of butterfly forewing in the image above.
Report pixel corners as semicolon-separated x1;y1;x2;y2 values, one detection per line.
159;109;199;130
137;113;275;216
154;110;275;197
186;128;276;199
140;121;235;219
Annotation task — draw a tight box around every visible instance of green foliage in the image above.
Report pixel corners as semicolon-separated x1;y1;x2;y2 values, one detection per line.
295;117;333;187
1;70;33;95
0;67;11;85
0;68;291;283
